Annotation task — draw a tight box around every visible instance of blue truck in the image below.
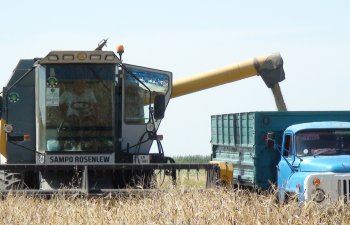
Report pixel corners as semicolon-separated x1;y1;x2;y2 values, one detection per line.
211;111;350;203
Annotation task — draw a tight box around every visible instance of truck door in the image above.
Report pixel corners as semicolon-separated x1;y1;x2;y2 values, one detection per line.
277;132;295;188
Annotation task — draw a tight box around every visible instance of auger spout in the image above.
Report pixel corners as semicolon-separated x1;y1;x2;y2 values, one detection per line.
172;52;287;111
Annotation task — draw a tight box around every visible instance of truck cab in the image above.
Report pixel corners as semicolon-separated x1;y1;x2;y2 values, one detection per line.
278;121;350;203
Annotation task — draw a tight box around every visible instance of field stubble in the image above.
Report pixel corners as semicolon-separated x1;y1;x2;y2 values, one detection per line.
1;170;350;224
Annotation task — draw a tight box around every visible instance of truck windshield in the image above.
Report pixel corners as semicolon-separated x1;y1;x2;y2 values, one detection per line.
37;64;115;152
296;129;350;156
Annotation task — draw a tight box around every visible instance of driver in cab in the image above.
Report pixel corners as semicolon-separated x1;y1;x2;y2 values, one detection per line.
59;80;98;121
58;80;99;150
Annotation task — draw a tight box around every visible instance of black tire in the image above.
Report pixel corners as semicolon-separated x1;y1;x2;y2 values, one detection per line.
282;192;298;204
0;170;6;191
5;172;25;190
132;170;157;189
0;171;25;190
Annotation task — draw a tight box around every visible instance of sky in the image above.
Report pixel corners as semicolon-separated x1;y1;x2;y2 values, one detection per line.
1;1;350;156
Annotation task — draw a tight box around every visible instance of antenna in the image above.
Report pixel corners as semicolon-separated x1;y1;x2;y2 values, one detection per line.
95;39;108;50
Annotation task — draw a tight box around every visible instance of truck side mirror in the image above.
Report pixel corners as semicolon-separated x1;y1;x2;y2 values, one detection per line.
266;132;275;149
154;94;165;120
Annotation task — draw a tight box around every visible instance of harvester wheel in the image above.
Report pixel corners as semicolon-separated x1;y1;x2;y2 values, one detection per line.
0;171;25;190
142;170;157;189
133;170;157;189
0;171;6;190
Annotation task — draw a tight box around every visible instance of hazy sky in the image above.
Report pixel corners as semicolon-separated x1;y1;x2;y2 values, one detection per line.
1;1;350;156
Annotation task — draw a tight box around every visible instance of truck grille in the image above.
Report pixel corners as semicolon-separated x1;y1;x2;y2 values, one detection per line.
338;179;350;203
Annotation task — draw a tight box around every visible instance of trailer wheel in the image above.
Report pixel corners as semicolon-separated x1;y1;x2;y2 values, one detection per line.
206;167;219;188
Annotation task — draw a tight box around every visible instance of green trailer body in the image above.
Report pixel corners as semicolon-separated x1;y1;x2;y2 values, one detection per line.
211;111;350;190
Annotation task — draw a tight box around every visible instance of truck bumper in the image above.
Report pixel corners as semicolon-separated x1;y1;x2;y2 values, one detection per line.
304;172;350;203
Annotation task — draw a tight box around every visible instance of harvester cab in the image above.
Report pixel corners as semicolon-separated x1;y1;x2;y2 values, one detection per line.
7;54;169;154
38;51;170;156
0;43;175;192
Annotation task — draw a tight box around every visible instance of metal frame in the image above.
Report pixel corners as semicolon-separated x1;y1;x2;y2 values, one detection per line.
0;163;219;196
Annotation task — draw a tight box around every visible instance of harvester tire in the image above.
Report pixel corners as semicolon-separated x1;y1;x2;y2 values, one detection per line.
0;171;25;190
0;171;6;190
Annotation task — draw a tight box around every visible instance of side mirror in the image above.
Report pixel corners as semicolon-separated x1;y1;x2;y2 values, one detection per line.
266;132;275;149
154;94;165;120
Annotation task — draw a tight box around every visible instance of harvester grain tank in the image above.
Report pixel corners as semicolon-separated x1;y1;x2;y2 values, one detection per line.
0;41;286;194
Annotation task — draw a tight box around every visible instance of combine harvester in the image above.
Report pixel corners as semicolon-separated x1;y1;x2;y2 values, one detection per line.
0;40;285;195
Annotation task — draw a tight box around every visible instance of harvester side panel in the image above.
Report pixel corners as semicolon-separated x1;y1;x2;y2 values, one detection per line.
5;60;36;164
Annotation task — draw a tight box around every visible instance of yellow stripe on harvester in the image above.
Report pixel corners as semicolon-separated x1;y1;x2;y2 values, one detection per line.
210;161;233;185
0;119;7;158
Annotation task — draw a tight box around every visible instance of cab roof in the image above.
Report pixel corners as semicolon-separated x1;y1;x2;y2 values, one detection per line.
285;121;350;133
40;51;121;64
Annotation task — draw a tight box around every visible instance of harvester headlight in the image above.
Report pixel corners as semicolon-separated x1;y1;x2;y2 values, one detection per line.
47;55;59;61
105;55;115;61
313;188;326;203
90;55;101;60
4;124;13;133
146;123;155;132
63;55;74;60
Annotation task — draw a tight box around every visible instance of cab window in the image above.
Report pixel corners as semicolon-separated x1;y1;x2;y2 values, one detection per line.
283;134;292;157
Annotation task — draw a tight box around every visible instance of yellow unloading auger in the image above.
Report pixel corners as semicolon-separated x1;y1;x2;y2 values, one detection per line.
171;52;287;111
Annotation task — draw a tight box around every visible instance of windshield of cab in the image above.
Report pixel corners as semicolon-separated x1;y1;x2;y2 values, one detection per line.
37;64;115;152
124;67;169;125
296;129;350;156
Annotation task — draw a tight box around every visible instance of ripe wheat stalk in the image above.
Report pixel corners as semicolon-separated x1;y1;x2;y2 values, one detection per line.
0;171;349;224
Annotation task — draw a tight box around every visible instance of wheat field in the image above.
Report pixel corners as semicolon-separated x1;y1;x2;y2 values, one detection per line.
1;171;350;225
1;189;350;225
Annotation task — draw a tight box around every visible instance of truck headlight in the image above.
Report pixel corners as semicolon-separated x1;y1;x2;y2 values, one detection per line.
313;177;321;186
313;188;326;203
